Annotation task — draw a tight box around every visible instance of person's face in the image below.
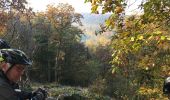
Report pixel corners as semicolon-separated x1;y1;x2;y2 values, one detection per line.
5;64;26;83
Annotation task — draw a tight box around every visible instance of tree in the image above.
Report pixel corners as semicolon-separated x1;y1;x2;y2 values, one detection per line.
0;0;35;88
85;0;126;31
45;3;83;82
31;3;85;83
94;45;112;78
86;0;170;99
0;0;31;36
0;0;28;11
61;43;99;86
0;0;34;58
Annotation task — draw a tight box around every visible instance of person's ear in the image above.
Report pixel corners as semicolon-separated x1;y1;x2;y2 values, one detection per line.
1;62;10;72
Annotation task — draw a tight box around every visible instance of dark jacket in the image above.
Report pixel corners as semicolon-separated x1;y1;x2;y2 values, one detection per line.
0;70;19;100
0;70;45;100
0;70;33;100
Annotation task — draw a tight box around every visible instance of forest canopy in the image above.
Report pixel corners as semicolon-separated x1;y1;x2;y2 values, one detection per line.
85;0;170;99
1;0;170;99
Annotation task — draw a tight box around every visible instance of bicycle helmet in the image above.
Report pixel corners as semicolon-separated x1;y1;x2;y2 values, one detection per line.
0;49;32;66
0;39;10;49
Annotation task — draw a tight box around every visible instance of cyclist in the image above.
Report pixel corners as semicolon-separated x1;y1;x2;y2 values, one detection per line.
0;39;47;100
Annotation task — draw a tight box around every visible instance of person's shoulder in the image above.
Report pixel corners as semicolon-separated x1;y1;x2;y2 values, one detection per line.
0;77;16;94
0;76;11;88
0;80;18;100
0;81;14;93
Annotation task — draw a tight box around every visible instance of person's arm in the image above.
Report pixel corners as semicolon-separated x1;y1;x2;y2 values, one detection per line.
15;89;33;100
15;88;47;100
0;85;18;100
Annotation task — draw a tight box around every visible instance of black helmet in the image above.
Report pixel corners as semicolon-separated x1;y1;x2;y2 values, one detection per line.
0;39;10;49
163;77;170;94
0;49;32;66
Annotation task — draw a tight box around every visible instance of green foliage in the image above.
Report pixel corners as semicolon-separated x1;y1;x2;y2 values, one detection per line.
142;0;170;25
110;17;170;99
86;0;170;99
1;0;113;99
85;0;126;31
60;43;100;86
29;3;102;88
89;77;107;96
47;84;112;100
0;0;33;40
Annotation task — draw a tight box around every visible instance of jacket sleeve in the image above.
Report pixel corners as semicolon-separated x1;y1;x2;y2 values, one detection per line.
16;90;45;100
0;84;18;100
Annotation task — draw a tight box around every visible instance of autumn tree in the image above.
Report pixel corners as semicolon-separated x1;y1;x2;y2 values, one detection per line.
0;0;34;59
31;3;86;83
0;0;31;36
45;3;83;82
86;0;170;99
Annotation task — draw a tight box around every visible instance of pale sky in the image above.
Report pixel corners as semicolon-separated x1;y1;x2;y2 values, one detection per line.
27;0;91;13
27;0;142;14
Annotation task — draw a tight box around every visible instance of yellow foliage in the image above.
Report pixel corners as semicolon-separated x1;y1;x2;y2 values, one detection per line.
137;35;144;40
161;36;166;40
166;36;170;40
138;87;160;95
85;39;96;48
114;6;124;14
97;36;110;46
0;26;6;35
91;0;96;5
130;37;135;41
138;86;168;99
154;31;162;35
125;20;132;28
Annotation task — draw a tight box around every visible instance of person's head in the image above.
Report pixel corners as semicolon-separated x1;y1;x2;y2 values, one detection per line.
0;49;32;83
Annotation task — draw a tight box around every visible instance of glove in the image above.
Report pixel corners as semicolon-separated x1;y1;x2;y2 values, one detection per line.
32;88;48;100
15;89;32;100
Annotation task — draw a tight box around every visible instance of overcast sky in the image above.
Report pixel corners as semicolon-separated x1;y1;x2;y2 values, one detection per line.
28;0;142;14
27;0;91;13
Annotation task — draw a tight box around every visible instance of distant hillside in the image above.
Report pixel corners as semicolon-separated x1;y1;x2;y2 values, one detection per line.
79;13;113;47
80;13;110;30
81;13;110;25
